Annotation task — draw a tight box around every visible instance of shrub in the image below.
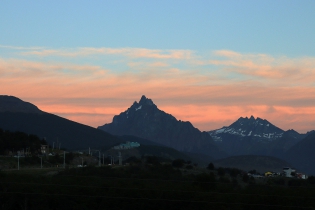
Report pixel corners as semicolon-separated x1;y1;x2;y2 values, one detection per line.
172;159;185;168
207;162;214;170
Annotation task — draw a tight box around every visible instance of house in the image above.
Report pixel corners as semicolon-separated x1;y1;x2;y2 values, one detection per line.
41;145;49;155
264;171;273;177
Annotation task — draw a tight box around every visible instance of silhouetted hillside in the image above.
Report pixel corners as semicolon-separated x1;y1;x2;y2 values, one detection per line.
284;131;315;175
0;95;122;150
213;155;292;173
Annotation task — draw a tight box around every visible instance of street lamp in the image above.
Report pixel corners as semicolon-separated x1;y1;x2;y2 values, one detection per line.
40;157;42;169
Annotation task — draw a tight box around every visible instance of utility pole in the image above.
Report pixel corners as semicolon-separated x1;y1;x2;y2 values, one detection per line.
99;151;101;166
17;152;20;170
118;152;122;166
108;155;112;165
63;151;65;168
40;157;42;169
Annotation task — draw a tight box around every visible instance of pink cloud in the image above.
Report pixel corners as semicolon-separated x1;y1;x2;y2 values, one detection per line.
1;49;315;133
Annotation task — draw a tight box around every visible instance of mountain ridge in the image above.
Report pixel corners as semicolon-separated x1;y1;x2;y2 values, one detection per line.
0;95;42;114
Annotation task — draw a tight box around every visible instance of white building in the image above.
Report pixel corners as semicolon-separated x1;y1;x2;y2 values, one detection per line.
113;141;140;150
282;167;296;177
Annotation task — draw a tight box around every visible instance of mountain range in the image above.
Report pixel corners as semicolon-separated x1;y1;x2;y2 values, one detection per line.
1;95;314;175
98;95;315;174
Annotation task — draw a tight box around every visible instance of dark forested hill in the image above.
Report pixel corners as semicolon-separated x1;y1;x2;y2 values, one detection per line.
213;155;292;174
0;95;122;150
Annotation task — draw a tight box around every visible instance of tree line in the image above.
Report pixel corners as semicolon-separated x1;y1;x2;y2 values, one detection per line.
0;129;47;156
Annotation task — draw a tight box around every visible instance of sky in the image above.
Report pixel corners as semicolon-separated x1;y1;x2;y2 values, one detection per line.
1;1;315;133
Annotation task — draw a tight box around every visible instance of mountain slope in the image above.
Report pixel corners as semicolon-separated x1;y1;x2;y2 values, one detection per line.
213;155;292;174
0;95;42;113
98;95;225;158
0;95;122;150
284;131;315;175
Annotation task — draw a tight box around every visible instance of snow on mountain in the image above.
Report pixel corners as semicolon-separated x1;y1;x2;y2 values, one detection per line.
208;116;284;142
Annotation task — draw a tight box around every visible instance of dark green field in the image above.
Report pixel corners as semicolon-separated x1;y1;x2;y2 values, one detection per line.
1;160;315;210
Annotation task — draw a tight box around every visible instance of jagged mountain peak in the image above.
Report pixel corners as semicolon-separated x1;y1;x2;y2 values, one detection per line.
233;116;272;128
0;95;42;114
139;95;155;106
238;116;264;122
98;96;224;158
131;95;156;110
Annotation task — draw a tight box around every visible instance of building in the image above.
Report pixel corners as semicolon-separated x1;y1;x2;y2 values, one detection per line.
113;141;140;150
282;167;296;177
41;145;49;155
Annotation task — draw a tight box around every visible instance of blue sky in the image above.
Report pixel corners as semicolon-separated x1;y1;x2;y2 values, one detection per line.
1;1;315;132
2;1;315;55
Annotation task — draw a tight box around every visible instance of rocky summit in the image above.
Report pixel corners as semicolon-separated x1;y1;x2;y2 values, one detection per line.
98;95;224;158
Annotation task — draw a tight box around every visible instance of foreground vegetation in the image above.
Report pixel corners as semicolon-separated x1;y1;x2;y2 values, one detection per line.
0;129;47;156
1;158;315;210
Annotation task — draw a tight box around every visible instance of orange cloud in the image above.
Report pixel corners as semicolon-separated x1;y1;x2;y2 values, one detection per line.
1;48;315;133
209;51;315;83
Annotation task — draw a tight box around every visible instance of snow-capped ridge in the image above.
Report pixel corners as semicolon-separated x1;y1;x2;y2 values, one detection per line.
209;116;284;142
